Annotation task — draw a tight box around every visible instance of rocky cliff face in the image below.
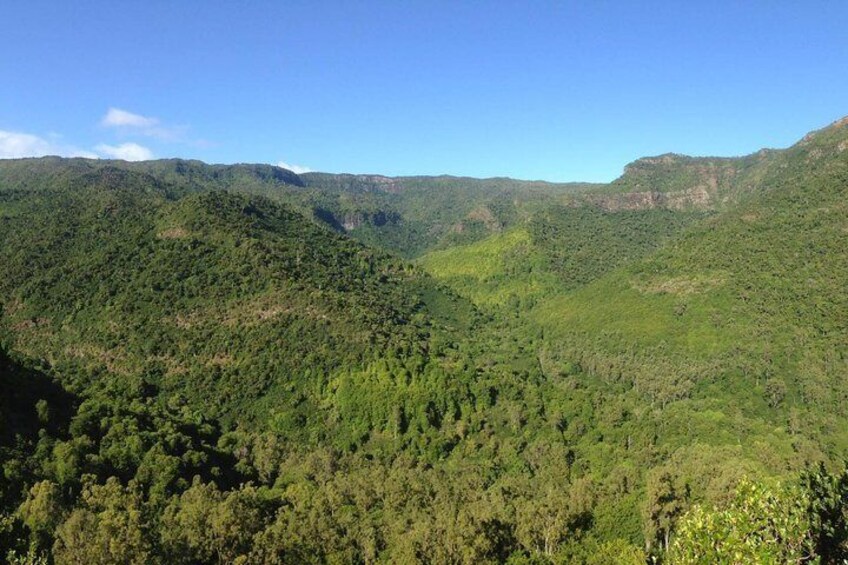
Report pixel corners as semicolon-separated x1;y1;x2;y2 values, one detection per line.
299;173;404;194
585;150;778;212
586;186;714;211
339;209;401;231
313;207;402;232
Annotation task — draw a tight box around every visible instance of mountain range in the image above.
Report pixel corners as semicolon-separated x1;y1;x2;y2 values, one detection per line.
1;116;847;563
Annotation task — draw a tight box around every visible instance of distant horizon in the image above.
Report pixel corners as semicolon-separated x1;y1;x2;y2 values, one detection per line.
3;111;841;186
2;1;847;182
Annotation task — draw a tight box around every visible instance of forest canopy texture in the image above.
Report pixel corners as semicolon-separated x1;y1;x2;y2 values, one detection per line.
1;116;847;563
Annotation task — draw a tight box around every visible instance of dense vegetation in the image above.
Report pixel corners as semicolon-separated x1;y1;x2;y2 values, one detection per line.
300;173;598;258
0;174;477;425
1;116;847;563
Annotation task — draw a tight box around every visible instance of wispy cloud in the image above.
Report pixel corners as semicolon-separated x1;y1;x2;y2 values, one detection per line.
0;130;98;159
100;107;187;142
277;161;312;174
95;142;154;161
3;108;200;163
101;107;158;128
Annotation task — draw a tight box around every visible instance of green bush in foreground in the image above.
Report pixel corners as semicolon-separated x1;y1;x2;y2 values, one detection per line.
669;465;848;564
669;478;813;564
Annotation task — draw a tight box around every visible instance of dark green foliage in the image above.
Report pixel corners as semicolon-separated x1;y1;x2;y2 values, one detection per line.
301;172;599;258
802;463;848;563
529;206;706;289
0;158;598;260
0;176;475;425
0;349;74;449
1;116;848;562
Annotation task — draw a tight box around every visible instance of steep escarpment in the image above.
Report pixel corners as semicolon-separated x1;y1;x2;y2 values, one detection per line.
583;149;779;211
2;116;848;564
532;115;848;458
582;115;848;212
301;172;599;256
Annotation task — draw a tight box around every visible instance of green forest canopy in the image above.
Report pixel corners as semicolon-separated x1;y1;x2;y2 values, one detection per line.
1;116;847;563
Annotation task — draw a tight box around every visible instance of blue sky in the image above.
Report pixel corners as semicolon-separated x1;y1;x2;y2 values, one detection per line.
2;1;847;182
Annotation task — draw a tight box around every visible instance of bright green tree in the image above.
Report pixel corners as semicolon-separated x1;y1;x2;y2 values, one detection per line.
668;478;814;564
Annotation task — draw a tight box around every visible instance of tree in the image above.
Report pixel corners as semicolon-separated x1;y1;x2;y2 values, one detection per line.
52;477;154;565
765;377;787;408
514;475;594;558
642;467;687;554
35;400;49;426
161;478;271;564
668;478;815;564
801;463;848;563
18;481;63;552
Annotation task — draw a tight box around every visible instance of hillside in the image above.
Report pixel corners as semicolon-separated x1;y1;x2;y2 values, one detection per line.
0;158;600;259
534;116;848;427
300;173;600;257
417;206;706;309
582;150;777;210
1;117;848;563
0;171;475;427
412;117;848;557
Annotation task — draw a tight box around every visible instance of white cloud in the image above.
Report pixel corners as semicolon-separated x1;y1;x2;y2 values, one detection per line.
276;161;312;175
0;130;52;158
100;107;187;141
101;107;159;128
95;142;154;161
0;130;98;159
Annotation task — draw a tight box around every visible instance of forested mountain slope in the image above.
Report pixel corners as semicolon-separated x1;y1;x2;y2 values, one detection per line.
582;149;779;211
300;173;599;257
0;158;631;563
0;172;475;427
0;157;601;260
417;207;707;308
1;117;848;563
533;116;848;454
414;116;848;558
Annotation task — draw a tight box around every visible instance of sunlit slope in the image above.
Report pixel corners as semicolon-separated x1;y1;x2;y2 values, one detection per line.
533;118;848;434
418;207;705;308
416;228;556;307
0;174;475;424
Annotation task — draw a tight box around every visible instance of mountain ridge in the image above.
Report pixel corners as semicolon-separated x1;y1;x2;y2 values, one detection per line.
2;114;848;563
